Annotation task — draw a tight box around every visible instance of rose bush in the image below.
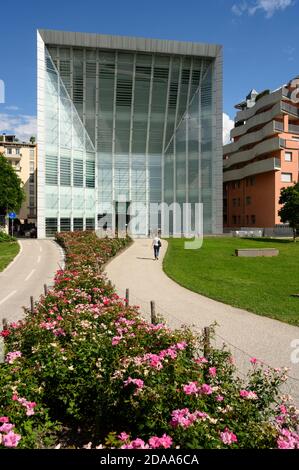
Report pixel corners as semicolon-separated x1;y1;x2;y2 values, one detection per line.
0;231;298;449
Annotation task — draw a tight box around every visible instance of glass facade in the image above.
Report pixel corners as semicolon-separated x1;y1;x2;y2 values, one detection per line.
37;31;222;237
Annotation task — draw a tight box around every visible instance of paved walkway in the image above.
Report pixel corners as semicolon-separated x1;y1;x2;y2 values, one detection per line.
106;238;299;403
0;239;63;324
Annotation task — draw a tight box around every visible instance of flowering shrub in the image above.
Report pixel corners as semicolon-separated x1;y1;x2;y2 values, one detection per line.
1;231;298;449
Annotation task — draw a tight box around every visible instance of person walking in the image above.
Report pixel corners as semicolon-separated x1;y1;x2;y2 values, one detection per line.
152;235;162;260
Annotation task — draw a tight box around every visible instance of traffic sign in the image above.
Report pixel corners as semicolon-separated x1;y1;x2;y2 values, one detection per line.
8;212;17;219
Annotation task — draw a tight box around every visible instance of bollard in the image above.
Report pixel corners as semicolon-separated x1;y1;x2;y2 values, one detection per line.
203;326;211;358
125;288;129;306
30;296;34;314
150;300;157;325
2;318;8;330
44;284;48;296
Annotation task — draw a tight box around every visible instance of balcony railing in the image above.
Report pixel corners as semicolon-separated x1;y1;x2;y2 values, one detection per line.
281;101;299;117
288;123;299;134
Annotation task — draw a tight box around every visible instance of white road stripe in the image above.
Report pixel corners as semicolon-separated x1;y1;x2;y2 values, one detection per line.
25;269;35;281
37;256;41;263
0;290;17;306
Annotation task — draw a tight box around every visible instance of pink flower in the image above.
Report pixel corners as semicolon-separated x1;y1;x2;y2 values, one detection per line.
209;367;217;377
195;356;208;364
112;336;122;346
277;429;299;449
170;408;197;428
183;382;199;395
0;417;9;423
149;434;173;449
118;432;130;441
0;423;14;433
2;431;21;447
123;377;144;394
280;405;287;415
239;390;258;400
220;428;238;445
250;357;258;365
175;342;187;350
53;328;66;337
5;351;22;364
216;395;224;402
199;384;213;395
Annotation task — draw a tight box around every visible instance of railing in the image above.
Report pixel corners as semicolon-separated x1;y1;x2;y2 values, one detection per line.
274;120;284;131
281;101;299;117
288;123;299;134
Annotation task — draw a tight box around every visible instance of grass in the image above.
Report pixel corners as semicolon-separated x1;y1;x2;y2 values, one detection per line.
0;241;20;272
163;237;299;326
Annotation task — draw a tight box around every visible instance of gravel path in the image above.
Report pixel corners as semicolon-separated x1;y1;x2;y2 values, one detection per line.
106;238;299;404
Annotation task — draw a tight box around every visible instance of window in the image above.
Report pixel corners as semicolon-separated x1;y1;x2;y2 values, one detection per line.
29;196;35;207
86;218;95;230
238;198;241;207
60;157;71;186
45;218;57;237
233;198;237;207
29;174;34;183
29;184;35;195
238;215;241;224
7;148;12;155
60;218;71;232
251;214;256;224
232;215;237;224
30;162;35;172
246;196;251;205
30;149;34;158
246;215;249;224
284;152;292;162
281;172;292;183
15;148;20;155
73;159;83;187
45;155;58;185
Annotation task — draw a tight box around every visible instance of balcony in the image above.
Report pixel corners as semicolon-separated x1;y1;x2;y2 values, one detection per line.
281;101;299;118
224;120;280;155
223;157;281;183
235;88;284;123
223;136;283;170
288;123;299;134
231;102;282;139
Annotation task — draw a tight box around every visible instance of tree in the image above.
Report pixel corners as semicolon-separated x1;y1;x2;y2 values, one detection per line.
29;136;36;144
278;182;299;242
0;153;25;217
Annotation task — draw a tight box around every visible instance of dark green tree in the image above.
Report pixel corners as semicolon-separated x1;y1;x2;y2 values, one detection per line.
278;182;299;242
0;153;25;217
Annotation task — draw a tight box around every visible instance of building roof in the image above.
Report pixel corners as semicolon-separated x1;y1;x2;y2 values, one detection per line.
37;29;222;58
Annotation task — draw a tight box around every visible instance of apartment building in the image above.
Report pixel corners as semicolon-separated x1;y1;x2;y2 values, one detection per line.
0;134;37;226
223;78;299;231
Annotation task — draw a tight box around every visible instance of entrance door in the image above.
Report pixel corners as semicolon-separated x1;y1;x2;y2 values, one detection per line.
115;201;130;235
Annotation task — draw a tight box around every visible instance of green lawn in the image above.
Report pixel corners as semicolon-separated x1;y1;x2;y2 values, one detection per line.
163;237;299;326
0;242;20;272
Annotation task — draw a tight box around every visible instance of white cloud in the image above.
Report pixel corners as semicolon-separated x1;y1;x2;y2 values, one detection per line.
5;105;20;111
223;113;234;145
232;0;293;17
0;113;36;142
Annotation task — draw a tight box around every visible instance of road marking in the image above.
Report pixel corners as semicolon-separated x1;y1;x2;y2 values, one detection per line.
0;290;17;306
37;256;41;263
25;269;35;281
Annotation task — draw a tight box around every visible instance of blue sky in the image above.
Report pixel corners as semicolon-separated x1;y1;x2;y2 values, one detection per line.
0;0;298;142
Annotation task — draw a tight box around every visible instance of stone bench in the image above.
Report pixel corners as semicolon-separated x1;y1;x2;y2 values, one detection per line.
235;248;279;257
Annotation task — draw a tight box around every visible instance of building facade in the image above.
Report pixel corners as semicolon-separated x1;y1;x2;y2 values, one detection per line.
223;80;299;231
0;134;37;226
37;30;223;238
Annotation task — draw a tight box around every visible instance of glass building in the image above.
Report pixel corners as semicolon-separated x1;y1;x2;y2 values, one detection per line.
37;30;223;237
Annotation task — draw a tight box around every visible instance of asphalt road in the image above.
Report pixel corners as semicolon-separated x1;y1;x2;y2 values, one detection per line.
0;239;63;324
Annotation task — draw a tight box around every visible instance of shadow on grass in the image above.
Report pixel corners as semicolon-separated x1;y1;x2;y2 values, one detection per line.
241;237;293;244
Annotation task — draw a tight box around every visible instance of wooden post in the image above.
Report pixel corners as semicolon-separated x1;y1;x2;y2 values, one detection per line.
2;318;8;330
150;301;157;325
44;284;48;296
125;288;129;306
30;296;34;314
203;326;210;358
